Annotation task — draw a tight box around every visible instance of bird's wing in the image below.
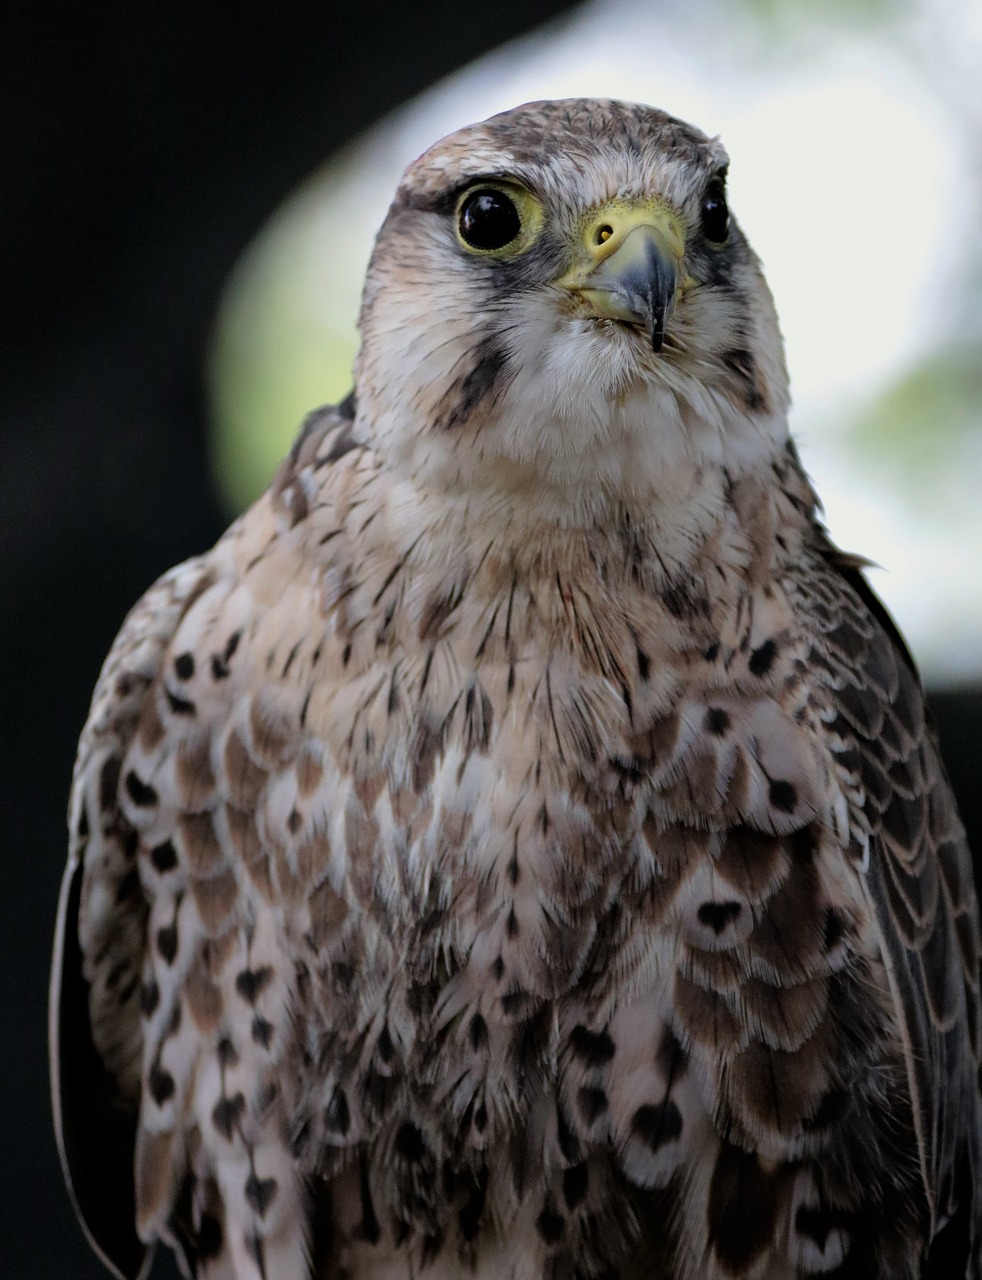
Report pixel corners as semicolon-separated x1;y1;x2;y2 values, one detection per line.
50;552;216;1280
797;540;982;1275
50;400;363;1279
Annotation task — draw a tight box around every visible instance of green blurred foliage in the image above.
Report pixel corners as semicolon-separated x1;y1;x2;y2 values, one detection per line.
848;345;982;507
741;0;899;25
208;172;363;513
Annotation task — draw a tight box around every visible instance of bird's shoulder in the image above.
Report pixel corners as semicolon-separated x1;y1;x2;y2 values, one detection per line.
51;397;374;1277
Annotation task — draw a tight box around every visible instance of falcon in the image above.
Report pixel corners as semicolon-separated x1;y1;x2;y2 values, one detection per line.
51;98;982;1280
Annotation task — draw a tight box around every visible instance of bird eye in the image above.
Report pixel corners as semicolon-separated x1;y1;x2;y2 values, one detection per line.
458;188;522;252
700;180;729;244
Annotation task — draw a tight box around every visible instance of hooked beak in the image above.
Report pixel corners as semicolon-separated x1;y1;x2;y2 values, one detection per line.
563;205;686;352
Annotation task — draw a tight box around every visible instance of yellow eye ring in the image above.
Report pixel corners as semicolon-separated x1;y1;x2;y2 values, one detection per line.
454;181;542;257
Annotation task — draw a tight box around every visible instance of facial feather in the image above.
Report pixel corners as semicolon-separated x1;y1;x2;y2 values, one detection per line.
356;98;788;525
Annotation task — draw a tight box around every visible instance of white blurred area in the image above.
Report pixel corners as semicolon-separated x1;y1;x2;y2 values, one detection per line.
210;0;982;683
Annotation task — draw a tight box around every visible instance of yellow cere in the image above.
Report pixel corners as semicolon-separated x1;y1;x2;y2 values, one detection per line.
580;198;687;267
552;197;691;299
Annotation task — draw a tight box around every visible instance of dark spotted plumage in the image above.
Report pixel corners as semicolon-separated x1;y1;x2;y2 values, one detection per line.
51;98;980;1280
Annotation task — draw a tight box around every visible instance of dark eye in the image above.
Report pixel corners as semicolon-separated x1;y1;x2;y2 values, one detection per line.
701;180;729;244
459;188;521;251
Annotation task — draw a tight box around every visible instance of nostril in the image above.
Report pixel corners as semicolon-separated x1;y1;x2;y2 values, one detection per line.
595;224;614;245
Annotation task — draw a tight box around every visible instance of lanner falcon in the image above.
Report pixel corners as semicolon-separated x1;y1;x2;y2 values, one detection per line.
51;98;981;1280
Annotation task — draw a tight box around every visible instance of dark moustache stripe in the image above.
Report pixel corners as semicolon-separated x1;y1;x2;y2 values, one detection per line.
434;334;510;431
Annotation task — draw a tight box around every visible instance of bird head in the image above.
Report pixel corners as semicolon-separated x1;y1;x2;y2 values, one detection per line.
355;99;790;520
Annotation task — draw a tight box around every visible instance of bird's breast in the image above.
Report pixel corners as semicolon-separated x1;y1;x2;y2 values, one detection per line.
274;573;873;1280
144;475;884;1278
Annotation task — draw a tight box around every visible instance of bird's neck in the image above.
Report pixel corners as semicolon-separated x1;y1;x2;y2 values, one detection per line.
364;448;814;635
365;438;794;605
359;357;790;550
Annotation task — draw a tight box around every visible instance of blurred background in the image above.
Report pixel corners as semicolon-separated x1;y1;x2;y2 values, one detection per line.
3;0;979;1275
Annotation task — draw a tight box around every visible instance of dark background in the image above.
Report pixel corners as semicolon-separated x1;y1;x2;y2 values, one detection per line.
2;4;978;1277
2;4;579;1275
